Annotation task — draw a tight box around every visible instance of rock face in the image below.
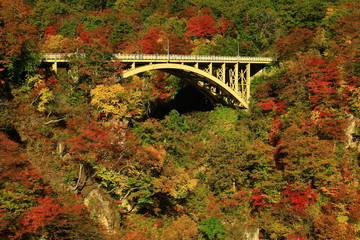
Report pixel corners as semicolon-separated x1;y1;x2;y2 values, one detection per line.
346;114;360;150
54;141;122;234
84;188;120;233
244;227;259;240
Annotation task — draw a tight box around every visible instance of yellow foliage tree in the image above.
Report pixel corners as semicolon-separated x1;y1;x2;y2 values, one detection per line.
37;87;54;113
154;167;198;199
42;35;68;53
90;83;144;120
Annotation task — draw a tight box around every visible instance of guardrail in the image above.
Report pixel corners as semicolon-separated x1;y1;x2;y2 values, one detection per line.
43;53;84;61
43;53;274;63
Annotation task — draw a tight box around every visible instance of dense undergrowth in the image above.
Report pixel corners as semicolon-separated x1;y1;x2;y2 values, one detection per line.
0;0;360;239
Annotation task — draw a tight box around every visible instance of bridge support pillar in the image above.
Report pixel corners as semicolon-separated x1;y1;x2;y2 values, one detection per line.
246;63;251;104
52;62;57;73
222;63;226;82
234;63;239;93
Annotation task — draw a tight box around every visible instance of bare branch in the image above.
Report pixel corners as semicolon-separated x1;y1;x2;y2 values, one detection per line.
72;164;83;191
44;118;65;125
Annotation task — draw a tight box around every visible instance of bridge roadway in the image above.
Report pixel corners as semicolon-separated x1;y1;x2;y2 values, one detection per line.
43;53;274;108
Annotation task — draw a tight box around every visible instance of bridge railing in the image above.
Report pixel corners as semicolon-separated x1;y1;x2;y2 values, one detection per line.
113;54;273;62
43;53;274;63
43;53;85;61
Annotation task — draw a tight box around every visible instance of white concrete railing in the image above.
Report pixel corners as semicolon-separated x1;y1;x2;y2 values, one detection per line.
43;53;84;61
43;53;274;63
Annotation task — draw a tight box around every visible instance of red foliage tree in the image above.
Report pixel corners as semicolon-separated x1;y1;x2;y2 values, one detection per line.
268;116;282;146
259;98;288;114
44;25;58;37
140;26;164;54
0;133;63;238
306;56;348;140
251;188;268;210
21;196;63;233
306;57;344;109
0;133;19;158
65;119;119;163
283;183;317;214
0;0;38;63
217;18;233;36
275;29;315;58
76;24;93;45
186;15;218;38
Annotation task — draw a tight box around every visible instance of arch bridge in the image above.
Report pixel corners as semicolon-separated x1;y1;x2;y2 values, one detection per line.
43;54;274;108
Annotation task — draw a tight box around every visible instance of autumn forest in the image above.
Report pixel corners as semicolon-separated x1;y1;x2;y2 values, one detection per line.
0;0;360;239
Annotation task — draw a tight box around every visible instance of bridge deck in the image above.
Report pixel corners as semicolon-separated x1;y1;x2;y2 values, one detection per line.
43;53;274;64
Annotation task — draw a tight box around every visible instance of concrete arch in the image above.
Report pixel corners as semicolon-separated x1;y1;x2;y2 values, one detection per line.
121;63;248;108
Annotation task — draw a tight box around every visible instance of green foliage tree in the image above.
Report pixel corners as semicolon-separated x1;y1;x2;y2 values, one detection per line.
30;0;69;30
198;216;225;240
277;0;327;31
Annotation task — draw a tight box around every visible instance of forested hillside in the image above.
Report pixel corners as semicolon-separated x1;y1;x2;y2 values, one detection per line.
0;0;359;239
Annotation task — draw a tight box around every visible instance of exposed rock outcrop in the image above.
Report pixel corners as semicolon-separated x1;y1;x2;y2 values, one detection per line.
84;188;120;233
345;114;360;151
